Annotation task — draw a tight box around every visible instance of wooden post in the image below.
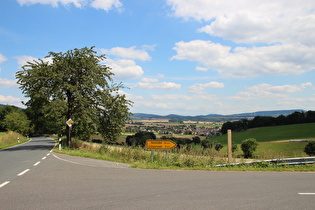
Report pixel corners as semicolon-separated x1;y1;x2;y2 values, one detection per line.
228;129;232;163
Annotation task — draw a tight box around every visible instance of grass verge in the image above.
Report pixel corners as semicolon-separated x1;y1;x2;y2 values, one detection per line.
0;131;28;149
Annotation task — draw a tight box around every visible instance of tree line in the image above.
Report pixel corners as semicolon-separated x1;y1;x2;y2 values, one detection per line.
221;111;315;134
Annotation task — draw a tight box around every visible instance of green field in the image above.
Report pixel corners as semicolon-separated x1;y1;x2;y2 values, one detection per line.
213;123;315;144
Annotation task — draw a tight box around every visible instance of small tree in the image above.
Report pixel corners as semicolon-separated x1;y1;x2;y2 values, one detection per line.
192;136;201;145
304;141;315;156
241;138;258;158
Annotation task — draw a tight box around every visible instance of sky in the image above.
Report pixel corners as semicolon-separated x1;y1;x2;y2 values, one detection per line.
0;0;315;116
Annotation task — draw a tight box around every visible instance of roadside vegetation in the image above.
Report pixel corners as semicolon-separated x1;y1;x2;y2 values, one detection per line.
55;138;315;172
55;122;315;171
0;131;28;149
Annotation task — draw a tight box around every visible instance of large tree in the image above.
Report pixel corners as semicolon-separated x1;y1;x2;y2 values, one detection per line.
16;47;132;146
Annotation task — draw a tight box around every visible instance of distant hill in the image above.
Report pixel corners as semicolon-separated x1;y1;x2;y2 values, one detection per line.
131;109;305;122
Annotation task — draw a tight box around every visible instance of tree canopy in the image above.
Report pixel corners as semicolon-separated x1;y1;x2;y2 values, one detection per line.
16;46;132;146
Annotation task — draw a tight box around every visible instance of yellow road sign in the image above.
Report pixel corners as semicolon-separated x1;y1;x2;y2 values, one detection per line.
66;118;73;127
146;140;177;150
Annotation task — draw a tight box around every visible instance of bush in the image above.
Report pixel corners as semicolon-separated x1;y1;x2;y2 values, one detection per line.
304;141;315;156
126;131;156;147
215;143;223;151
201;139;213;149
241;138;258;158
232;144;238;153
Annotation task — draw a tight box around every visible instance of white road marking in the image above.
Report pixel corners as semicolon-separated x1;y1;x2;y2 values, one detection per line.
298;193;315;195
17;169;30;176
0;181;10;188
42;156;46;160
34;161;41;166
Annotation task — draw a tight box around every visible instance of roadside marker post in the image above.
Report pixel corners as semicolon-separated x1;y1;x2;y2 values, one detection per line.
145;140;177;163
228;129;232;163
59;137;62;150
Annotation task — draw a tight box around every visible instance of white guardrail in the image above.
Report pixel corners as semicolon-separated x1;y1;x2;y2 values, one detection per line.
215;157;315;167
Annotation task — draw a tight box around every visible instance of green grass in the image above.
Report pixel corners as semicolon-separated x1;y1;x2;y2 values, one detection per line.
0;131;28;149
212;123;315;144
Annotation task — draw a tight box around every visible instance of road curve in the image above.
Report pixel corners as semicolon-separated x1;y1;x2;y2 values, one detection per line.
0;137;56;185
0;137;315;209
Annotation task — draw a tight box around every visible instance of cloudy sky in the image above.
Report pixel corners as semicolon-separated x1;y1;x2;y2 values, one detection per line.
1;0;314;115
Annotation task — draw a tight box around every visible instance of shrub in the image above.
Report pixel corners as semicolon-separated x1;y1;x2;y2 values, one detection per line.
232;144;238;153
192;136;201;145
241;138;258;158
201;139;213;149
304;141;315;156
215;143;223;151
126;131;156;147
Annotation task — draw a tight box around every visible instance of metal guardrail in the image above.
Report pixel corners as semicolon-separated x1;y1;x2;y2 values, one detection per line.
215;157;315;167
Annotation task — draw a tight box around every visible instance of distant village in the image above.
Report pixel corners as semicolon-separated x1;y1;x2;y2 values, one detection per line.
125;119;222;138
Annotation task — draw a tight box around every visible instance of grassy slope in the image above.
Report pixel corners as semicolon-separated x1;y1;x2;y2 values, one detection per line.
213;123;315;144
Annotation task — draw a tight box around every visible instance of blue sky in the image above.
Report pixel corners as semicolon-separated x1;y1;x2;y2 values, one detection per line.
0;0;314;115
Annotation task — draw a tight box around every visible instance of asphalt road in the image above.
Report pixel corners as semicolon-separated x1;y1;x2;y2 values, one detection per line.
1;137;315;210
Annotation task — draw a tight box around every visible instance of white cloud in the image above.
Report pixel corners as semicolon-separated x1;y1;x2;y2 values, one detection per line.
17;0;85;7
17;0;123;11
105;59;144;80
133;79;181;90
0;95;22;103
90;0;122;11
117;90;144;101
189;81;224;94
167;0;315;45
195;66;208;71
0;78;18;88
14;55;52;68
140;78;159;83
151;94;217;101
14;55;37;67
232;83;313;100
171;40;315;78
100;46;152;61
0;54;7;63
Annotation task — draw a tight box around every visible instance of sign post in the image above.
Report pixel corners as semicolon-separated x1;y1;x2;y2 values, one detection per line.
145;140;177;162
66;118;73;147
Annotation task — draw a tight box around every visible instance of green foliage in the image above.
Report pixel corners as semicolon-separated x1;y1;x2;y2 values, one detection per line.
201;139;213;149
304;141;315;156
3;110;31;136
215;142;223;151
126;131;156;147
192;136;201;145
16;46;132;144
241;138;258;158
232;144;238;153
221;111;315;134
0;105;20;131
